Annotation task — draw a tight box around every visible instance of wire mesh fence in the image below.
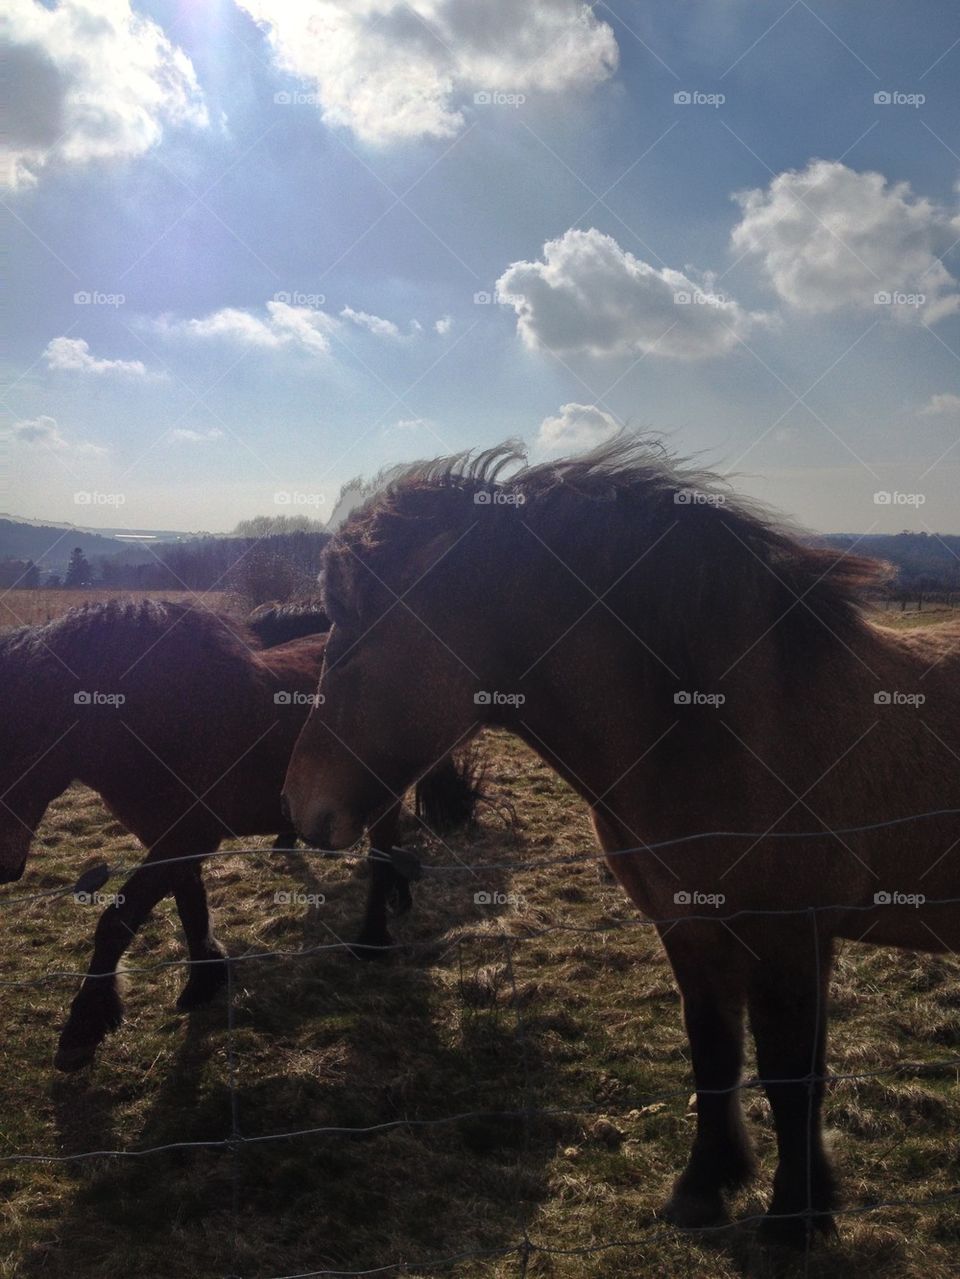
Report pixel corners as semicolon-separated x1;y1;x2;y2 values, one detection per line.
3;814;960;1277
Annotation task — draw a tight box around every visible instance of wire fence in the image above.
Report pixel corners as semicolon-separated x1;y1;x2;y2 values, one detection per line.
3;811;960;1277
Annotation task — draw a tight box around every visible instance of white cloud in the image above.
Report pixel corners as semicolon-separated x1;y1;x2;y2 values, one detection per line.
156;300;339;356
537;402;620;452
1;0;208;190
731;160;960;324
435;315;453;335
920;393;960;416
236;0;618;146
167;427;225;444
340;306;401;339
8;414;105;455
43;336;148;377
496;227;759;359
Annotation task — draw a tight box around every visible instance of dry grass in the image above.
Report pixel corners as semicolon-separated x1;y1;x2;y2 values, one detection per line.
0;590;231;633
0;596;957;1277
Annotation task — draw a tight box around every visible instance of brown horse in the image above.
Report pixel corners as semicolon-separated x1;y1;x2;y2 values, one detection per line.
0;601;467;1070
283;438;960;1245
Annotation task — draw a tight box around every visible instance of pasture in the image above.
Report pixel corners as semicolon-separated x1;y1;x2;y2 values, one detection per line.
0;597;958;1278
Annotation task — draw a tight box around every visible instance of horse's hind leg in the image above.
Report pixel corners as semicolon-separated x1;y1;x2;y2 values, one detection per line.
661;926;755;1227
171;859;228;1011
747;925;836;1246
55;857;175;1071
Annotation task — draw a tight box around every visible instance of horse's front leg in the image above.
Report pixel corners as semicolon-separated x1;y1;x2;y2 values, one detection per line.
351;806;409;959
660;923;755;1226
171;856;228;1010
55;855;175;1071
747;921;837;1246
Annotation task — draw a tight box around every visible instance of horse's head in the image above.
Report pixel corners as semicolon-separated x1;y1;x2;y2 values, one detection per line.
283;605;481;849
0;629;80;883
0;728;76;882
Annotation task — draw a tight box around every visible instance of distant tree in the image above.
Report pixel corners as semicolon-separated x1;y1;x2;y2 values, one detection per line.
21;560;40;589
45;572;62;588
233;514;325;537
64;547;93;588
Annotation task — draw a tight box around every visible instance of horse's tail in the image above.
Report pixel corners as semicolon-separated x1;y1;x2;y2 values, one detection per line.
414;743;486;833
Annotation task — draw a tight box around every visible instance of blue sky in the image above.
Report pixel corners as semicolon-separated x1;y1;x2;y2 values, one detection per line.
3;0;959;533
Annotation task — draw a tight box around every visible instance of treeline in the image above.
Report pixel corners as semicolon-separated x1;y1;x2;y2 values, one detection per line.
822;532;960;608
1;530;331;606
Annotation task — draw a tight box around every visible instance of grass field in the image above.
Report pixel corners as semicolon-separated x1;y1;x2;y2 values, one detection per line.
0;590;232;633
0;596;958;1278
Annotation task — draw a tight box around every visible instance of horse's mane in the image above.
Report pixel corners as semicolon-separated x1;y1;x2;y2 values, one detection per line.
324;434;888;654
0;598;258;670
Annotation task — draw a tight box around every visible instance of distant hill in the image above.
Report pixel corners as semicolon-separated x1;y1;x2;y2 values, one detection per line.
0;516;207;572
821;532;960;593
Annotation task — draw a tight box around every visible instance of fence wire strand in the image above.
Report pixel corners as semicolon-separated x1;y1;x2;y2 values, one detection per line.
3;806;959;1276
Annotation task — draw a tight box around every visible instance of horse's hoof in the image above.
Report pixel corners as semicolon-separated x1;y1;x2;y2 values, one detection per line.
176;964;228;1011
662;1187;727;1229
54;1038;99;1073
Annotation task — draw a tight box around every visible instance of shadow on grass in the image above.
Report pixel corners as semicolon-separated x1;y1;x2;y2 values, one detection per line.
19;854;567;1279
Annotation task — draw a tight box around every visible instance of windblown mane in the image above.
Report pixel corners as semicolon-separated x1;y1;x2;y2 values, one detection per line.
323;435;887;656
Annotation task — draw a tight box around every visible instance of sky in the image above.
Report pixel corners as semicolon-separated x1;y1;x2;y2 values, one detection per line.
2;0;959;535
